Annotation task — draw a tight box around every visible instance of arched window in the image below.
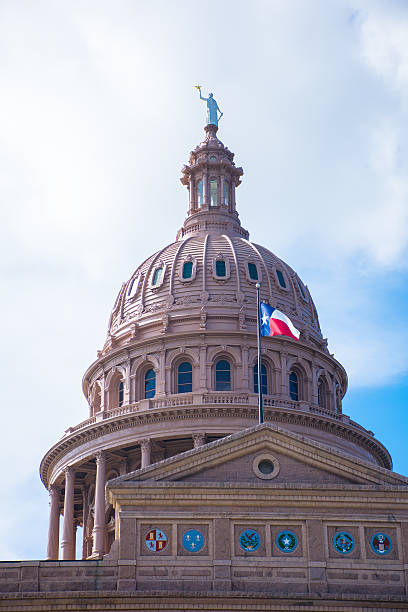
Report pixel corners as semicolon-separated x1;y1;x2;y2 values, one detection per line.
215;359;231;391
118;380;124;407
182;261;193;279
317;377;328;408
144;368;156;399
254;363;267;395
177;362;192;393
197;179;203;206
289;371;299;401
224;180;230;207
210;178;218;206
215;259;226;277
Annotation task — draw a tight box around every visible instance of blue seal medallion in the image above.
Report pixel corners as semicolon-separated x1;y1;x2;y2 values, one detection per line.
182;529;204;552
370;532;392;555
239;528;261;551
276;530;297;553
333;532;354;554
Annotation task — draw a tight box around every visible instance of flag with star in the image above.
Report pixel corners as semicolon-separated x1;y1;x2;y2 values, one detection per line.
260;302;300;341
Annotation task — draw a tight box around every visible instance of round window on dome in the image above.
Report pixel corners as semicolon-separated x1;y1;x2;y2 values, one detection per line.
253;454;280;480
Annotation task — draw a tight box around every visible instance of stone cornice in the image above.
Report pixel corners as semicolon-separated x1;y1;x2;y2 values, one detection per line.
40;405;392;488
108;481;408;511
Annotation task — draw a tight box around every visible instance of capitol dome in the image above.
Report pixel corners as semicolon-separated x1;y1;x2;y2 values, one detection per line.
40;121;391;563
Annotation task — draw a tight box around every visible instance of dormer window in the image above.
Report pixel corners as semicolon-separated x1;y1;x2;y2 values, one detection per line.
212;255;230;280
197;180;203;207
276;269;287;289
152;267;163;286
297;278;308;301
248;263;258;280
224;180;230;207
210;178;218;206
179;257;197;283
127;274;141;299
216;260;226;277
151;263;167;289
182;261;193;279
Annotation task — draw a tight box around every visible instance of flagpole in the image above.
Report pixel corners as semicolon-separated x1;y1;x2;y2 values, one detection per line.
255;282;264;424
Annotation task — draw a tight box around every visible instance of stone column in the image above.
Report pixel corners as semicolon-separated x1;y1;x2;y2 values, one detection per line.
61;467;75;560
203;173;208;207
220;175;225;206
46;485;60;560
140;439;151;468
189;175;195;213
92;450;106;558
231;178;236;212
81;486;89;560
72;523;77;560
193;433;206;448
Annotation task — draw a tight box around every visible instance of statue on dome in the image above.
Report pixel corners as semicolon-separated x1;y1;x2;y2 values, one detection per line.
195;86;223;126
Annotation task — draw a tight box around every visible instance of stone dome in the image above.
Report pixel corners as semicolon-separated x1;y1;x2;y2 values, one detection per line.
104;123;325;358
106;234;325;354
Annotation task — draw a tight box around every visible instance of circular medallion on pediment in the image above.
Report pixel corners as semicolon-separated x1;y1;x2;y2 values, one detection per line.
252;453;280;480
370;532;392;555
182;529;204;552
333;531;354;554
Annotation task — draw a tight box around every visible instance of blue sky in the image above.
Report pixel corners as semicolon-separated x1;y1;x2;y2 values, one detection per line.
0;0;407;559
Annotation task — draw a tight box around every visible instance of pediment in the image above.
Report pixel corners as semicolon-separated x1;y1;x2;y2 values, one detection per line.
108;423;408;489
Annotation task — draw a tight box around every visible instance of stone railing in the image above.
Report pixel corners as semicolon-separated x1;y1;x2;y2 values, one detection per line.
203;393;250;405
64;393;353;437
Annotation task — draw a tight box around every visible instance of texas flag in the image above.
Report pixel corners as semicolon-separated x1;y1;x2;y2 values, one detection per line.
260;302;300;341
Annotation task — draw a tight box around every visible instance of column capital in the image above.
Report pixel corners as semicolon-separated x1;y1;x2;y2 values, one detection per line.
64;466;75;480
193;433;206;448
139;438;151;451
95;450;106;465
49;484;60;499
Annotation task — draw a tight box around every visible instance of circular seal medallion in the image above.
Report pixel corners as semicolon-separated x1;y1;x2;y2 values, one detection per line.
239;528;261;552
370;532;392;555
145;528;168;552
182;529;204;552
333;532;354;554
276;530;298;553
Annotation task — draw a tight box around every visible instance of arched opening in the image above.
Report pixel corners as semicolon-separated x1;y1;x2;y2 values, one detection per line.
177;362;193;394
144;368;156;399
215;359;231;391
118;380;124;407
289;371;299;401
253;363;267;395
224;180;230;207
210;178;218;206
197;179;203;207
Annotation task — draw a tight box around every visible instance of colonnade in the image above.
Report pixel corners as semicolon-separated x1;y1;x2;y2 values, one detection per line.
45;434;206;559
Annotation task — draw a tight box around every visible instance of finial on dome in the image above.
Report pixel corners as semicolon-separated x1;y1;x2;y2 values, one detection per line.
196;85;223;127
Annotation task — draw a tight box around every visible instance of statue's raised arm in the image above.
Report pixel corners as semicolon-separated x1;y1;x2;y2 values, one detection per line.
196;86;223;127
